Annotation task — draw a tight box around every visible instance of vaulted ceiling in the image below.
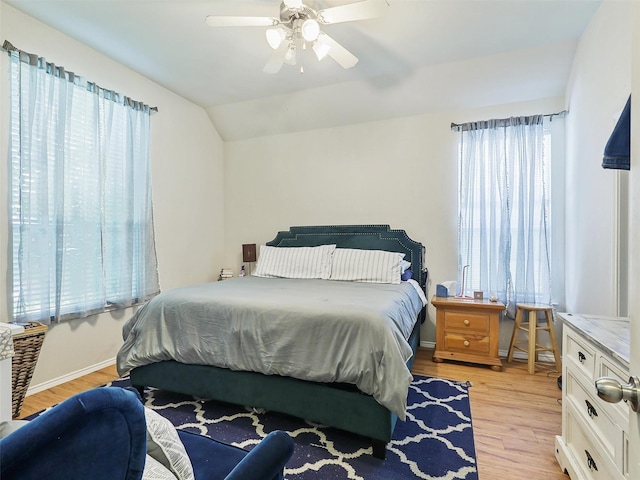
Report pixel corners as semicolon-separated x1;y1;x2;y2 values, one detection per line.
4;0;602;140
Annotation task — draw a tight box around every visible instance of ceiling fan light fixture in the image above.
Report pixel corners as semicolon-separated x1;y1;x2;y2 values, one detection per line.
284;43;297;65
312;39;330;61
266;27;287;49
206;0;388;73
301;18;320;42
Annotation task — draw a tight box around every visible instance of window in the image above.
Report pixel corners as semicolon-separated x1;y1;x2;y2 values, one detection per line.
7;43;160;324
455;115;553;315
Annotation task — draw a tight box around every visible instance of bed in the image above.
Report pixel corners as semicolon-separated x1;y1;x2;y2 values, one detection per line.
117;225;427;458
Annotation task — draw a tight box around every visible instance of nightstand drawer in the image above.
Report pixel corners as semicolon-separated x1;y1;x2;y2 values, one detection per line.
444;311;490;333
431;296;504;370
443;333;490;354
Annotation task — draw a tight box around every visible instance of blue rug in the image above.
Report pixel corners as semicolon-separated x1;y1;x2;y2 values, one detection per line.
109;374;478;480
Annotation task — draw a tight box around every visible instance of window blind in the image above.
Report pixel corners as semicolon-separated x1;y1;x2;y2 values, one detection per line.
7;43;160;324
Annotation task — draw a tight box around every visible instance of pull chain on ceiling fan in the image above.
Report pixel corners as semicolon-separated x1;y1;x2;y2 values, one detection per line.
205;0;388;74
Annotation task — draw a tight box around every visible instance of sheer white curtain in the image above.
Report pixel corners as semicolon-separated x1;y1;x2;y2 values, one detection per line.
7;44;159;324
456;115;551;316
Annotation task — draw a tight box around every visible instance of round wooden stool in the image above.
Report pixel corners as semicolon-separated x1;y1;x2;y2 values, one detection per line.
507;303;561;374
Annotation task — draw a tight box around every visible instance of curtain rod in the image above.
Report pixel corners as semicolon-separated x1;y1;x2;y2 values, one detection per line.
451;110;567;131
2;40;158;114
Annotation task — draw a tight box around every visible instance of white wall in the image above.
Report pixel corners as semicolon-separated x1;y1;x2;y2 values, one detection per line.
564;0;632;316
224;96;564;348
0;4;226;390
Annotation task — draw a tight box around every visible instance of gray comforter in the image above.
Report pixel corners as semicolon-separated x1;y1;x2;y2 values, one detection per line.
117;276;424;419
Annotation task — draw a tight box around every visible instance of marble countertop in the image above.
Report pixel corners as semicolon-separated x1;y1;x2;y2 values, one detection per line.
557;312;630;367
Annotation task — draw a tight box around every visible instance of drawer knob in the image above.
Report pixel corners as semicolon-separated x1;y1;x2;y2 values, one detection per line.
463;340;470;347
463;319;470;326
584;399;598;419
585;450;598;472
578;351;586;364
595;375;640;412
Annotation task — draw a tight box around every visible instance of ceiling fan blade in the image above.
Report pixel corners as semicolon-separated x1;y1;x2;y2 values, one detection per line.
282;0;304;8
205;15;279;27
317;32;358;69
263;41;291;74
317;0;387;25
263;51;285;74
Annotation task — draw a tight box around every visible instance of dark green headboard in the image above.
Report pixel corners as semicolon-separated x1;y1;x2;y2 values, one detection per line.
266;225;427;288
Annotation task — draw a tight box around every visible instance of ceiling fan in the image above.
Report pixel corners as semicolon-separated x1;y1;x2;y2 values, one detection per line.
205;0;388;74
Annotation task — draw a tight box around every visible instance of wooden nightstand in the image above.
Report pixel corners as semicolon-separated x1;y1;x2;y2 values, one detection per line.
431;296;505;371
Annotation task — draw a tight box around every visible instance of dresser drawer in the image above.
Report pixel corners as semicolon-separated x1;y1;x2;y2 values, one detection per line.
566;372;619;459
566;409;622;480
565;329;596;381
598;356;631;424
443;311;490;333
443;333;489;354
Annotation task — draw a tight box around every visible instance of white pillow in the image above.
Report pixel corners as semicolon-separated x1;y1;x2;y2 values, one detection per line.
145;407;195;480
143;454;179;480
400;259;411;274
0;420;29;439
330;248;405;284
254;244;336;279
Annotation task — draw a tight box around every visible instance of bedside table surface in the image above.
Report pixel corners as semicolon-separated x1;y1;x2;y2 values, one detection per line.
431;296;505;310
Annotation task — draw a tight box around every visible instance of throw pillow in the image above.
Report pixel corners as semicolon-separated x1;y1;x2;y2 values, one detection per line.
145;407;194;480
143;454;179;480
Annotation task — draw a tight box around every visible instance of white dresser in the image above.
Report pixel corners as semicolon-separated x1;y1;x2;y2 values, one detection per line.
555;313;630;480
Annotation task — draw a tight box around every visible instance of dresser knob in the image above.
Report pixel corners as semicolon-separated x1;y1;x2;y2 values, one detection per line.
463;340;470;347
584;399;598;419
463;319;470;326
585;449;598;472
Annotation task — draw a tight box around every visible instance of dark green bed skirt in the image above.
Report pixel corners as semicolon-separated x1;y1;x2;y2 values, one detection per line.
130;319;421;447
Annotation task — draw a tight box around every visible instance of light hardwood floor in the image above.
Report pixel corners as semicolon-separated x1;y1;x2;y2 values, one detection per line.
19;347;568;479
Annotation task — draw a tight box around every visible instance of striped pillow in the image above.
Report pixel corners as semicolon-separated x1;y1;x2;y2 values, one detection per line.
330;248;405;284
254;244;336;279
145;407;194;480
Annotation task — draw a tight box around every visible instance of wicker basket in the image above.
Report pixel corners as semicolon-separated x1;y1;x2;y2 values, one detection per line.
11;322;48;418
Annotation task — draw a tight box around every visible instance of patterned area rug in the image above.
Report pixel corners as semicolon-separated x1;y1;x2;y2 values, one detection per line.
108;374;478;480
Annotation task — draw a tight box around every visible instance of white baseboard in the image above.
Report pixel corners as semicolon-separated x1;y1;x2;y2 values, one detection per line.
26;357;117;397
418;341;557;364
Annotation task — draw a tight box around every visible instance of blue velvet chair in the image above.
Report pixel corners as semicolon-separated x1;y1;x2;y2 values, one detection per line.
0;387;294;480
